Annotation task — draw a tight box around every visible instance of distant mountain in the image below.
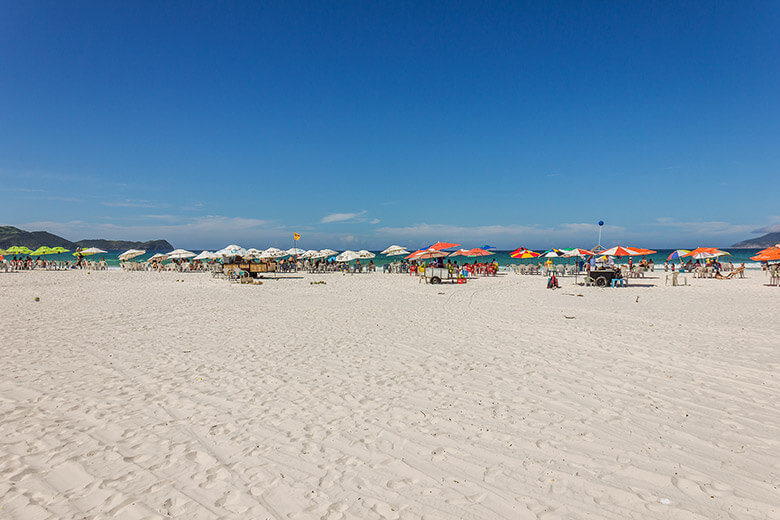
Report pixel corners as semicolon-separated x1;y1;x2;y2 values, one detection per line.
0;226;76;249
731;232;780;249
75;239;173;250
0;225;172;251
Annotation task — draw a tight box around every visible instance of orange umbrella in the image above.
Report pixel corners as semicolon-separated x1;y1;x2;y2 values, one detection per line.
426;241;461;251
684;247;729;259
628;247;657;255
600;246;642;257
462;248;494;258
751;246;780;261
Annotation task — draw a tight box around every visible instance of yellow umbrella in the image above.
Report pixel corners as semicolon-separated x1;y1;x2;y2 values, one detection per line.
32;246;57;256
6;246;33;255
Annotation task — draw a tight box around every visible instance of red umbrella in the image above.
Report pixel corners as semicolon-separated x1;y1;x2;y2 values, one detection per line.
509;248;540;258
426;241;461;251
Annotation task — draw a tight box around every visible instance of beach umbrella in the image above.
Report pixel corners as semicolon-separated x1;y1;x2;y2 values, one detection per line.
119;249;146;260
462;248;494;258
357;250;376;259
74;247;107;256
258;247;286;258
380;245;407;255
599;246;642;257
509;248;540;259
406;249;449;260
751;246;780;261
148;253;169;261
627;248;657;255
540;249;567;258
684;247;729;260
286;247;305;256
32;246;57;256
167;249;196;259
336;250;360;262
424;241;461;251
194;251;216;260
447;249;471;257
7;246;34;255
386;249;410;257
562;248;595;258
667;249;690;261
216;244;247;258
299;249;319;259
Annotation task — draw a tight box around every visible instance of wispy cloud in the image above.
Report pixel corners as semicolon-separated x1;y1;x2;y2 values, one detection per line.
752;216;780;234
321;210;367;223
654;217;754;235
370;218;381;225
100;199;165;208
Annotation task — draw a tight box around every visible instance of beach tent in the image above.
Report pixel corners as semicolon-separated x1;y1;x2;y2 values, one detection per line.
119;249;146;260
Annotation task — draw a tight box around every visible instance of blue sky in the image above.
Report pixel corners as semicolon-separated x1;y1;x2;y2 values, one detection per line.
1;2;778;249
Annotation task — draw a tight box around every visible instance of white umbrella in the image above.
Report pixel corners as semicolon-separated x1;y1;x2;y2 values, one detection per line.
167;249;196;259
336;250;360;262
380;245;408;255
245;248;264;258
385;249;410;257
119;249;145;260
310;250;335;259
287;248;305;256
148;253;169;261
299;249;320;259
357;249;376;259
216;244;247;257
79;247;107;255
194;251;217;260
319;248;338;256
259;247;286;259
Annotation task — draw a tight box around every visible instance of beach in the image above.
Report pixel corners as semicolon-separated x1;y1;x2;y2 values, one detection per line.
1;270;778;520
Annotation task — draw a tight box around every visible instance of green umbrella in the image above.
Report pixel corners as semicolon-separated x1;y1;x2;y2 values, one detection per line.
6;246;33;255
32;246;57;256
51;246;70;253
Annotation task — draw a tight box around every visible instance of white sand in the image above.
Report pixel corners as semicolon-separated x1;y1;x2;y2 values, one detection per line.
0;269;778;520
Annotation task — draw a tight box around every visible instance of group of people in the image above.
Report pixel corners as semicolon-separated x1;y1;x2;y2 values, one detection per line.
0;255;106;271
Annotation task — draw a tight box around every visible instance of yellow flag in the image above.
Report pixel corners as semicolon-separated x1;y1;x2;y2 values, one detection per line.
293;232;301;241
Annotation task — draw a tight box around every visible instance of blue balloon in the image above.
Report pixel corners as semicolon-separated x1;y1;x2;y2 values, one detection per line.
598;220;604;226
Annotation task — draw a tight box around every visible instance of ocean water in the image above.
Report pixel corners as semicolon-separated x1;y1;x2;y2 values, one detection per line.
29;248;766;270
